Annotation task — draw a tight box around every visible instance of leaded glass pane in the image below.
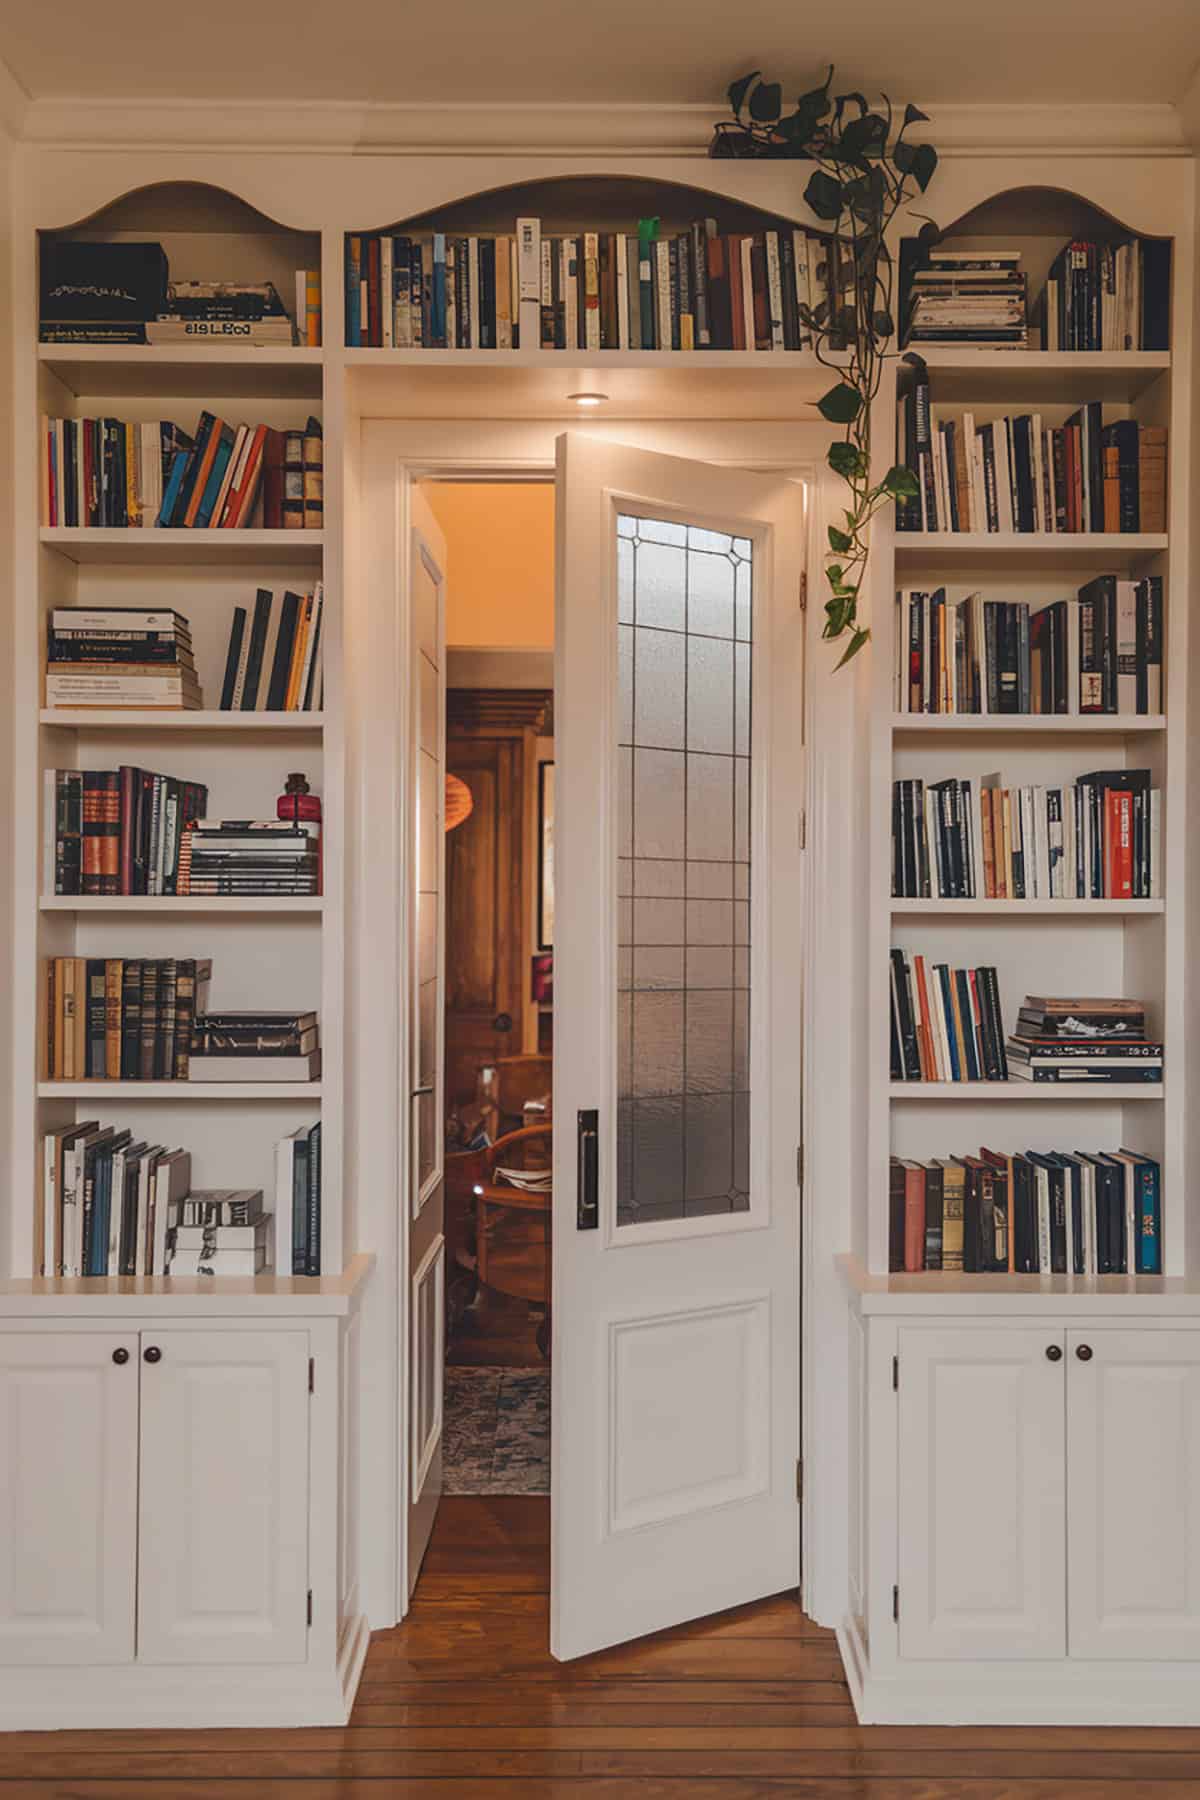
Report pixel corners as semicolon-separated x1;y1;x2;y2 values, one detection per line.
616;512;752;1227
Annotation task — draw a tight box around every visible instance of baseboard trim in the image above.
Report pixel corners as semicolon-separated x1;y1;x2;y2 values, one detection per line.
0;1613;370;1731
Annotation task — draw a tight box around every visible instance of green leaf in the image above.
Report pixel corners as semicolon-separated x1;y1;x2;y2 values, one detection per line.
835;626;871;667
902;102;930;127
882;464;920;499
804;170;844;221
825;562;843;583
840;111;887;160
824;597;852;637
916;219;942;252
872;308;894;339
827;525;853;553
828;440;867;479
796;66;834;117
911;143;937;191
727;72;760;119
833;304;859;343
817;382;863;424
749;79;782;123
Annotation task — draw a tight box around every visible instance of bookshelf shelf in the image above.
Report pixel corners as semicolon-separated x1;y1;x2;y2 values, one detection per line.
890;899;1164;916
39;527;325;566
37;342;324;401
910;348;1171;403
894;532;1168;570
39;896;325;914
889;1082;1163;1101
39;709;324;731
890;714;1166;735
36;1082;324;1101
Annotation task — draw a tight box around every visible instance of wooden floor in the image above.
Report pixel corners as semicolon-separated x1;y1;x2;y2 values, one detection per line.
9;1496;1200;1795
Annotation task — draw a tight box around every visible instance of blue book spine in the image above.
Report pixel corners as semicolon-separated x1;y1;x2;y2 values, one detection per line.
937;965;961;1080
194;432;233;528
432;234;447;346
291;1141;309;1276
346;237;361;347
1136;1159;1161;1274
410;245;423;347
157;448;189;527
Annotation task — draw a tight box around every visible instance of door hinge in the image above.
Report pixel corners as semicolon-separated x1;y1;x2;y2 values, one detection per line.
798;809;807;851
307;1589;313;1627
892;1354;899;1391
308;1357;315;1394
796;1457;803;1504
892;1584;899;1623
796;1145;804;1187
799;570;808;612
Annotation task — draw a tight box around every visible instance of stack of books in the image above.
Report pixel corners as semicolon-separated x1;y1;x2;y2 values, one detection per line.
896;365;1168;534
43;958;212;1081
889;949;1007;1083
1006;994;1162;1084
146;281;296;346
41;1122;191;1277
894;578;1163;716
187;1010;321;1082
45;606;201;711
45;764;208;894
166;1188;271;1276
218;586;325;711
1039;236;1171;351
344;216;858;353
180;819;321;898
892;768;1161;901
888;1144;1162;1275
41;411;322;529
277;1120;322;1275
903;247;1028;348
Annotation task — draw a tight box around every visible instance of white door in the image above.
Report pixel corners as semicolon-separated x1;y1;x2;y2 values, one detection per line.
0;1331;137;1663
406;489;447;1593
137;1329;310;1664
552;433;804;1660
1068;1327;1200;1659
896;1325;1066;1661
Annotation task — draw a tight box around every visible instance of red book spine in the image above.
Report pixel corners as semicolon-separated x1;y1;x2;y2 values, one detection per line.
367;236;381;347
706;235;731;350
1109;790;1133;898
750;236;771;350
118;765;136;897
904;1165;926;1271
912;953;935;1080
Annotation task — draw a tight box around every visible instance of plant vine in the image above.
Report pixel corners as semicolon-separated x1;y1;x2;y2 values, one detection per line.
715;67;939;665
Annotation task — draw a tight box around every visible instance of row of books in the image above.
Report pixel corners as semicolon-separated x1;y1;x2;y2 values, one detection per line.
189;1010;321;1082
1039;237;1171;353
902;247;1028;348
894;579;1164;716
344;218;856;353
46;604;202;710
897;371;1167;534
144;278;315;347
888;1145;1162;1275
46;764;208;896
279;1121;323;1276
889;951;1007;1084
184;823;321;898
41;413;322;530
1006;994;1161;1086
219;587;325;711
44;958;211;1081
891;769;1161;901
40;1127;190;1277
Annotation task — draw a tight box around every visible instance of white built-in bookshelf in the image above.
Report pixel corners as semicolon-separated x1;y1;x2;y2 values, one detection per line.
866;181;1191;1285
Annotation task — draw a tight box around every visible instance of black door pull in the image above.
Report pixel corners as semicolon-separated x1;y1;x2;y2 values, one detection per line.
577;1110;599;1230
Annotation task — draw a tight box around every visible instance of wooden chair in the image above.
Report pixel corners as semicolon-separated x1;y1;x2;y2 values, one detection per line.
443;1124;552;1357
493;1053;553;1134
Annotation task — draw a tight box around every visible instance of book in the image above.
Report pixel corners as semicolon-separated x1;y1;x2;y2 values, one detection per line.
187;1050;321;1082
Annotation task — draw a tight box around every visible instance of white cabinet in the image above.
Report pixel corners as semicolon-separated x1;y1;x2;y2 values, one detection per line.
1067;1328;1200;1661
137;1330;310;1666
897;1326;1066;1661
0;1331;138;1664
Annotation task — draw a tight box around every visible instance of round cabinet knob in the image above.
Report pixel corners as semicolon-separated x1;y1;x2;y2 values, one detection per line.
1076;1343;1094;1362
492;1013;513;1033
111;1347;129;1366
143;1345;163;1364
1045;1344;1063;1362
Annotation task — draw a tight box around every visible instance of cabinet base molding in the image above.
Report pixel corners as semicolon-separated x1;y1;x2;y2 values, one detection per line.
0;1611;369;1730
839;1614;1200;1726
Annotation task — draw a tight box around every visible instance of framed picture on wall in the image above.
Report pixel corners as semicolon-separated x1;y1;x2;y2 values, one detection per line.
538;760;554;949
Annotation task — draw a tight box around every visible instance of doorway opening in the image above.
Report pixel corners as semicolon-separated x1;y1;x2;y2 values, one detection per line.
410;478;556;1595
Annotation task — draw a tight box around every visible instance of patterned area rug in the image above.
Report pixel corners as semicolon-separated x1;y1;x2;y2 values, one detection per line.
443;1366;550;1495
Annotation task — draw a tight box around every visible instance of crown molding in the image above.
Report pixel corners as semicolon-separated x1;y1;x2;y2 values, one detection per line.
16;95;1190;156
0;54;30;142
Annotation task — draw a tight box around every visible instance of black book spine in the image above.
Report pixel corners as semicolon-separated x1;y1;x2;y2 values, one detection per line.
888;1162;905;1272
480;237;496;351
923;1164;944;1271
240;589;273;711
291;1140;309;1275
266;590;302;710
120;960;141;1079
305;1122;322;1276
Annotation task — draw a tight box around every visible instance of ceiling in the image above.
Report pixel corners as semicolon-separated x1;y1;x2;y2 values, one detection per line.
3;1;1199;107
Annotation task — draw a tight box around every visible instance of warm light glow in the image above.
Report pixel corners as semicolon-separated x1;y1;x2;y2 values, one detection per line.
566;392;608;407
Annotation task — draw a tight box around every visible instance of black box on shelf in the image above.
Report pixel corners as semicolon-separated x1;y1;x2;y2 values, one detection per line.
39;240;169;343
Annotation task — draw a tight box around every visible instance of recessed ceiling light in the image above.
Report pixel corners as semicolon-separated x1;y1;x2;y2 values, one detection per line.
567;391;608;406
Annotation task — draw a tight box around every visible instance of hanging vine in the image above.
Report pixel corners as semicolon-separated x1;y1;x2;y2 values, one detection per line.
714;68;939;665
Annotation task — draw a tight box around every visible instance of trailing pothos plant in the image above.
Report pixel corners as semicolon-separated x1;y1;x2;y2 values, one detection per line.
716;67;939;666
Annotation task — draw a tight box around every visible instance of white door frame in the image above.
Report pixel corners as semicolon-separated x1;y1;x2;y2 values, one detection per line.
354;416;857;1634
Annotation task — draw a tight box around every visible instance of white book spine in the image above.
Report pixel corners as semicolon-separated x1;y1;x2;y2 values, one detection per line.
765;232;785;350
109;1147;127;1273
516;217;541;349
61;1143;80;1279
443;242;456;351
230;608;254;710
793;231;812;346
1116;579;1138;713
1036;1171;1051;1273
739;236;755;350
275;1134;295;1276
136;1152;157;1277
1082;1165;1096;1274
969;780;985;899
380;237;394;348
583;232;600;352
42;1134;57;1277
564;238;578;351
656;240;672;351
615;235;629;351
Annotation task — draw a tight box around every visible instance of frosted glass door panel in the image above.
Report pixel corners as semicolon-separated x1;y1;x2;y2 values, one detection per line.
616;515;752;1228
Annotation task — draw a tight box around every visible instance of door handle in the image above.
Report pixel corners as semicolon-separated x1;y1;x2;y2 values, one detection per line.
577;1109;599;1231
492;1013;513;1032
412;1084;435;1098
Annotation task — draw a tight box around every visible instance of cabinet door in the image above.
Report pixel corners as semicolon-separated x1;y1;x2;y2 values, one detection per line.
897;1326;1066;1661
1068;1328;1200;1659
0;1331;137;1664
137;1330;310;1665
